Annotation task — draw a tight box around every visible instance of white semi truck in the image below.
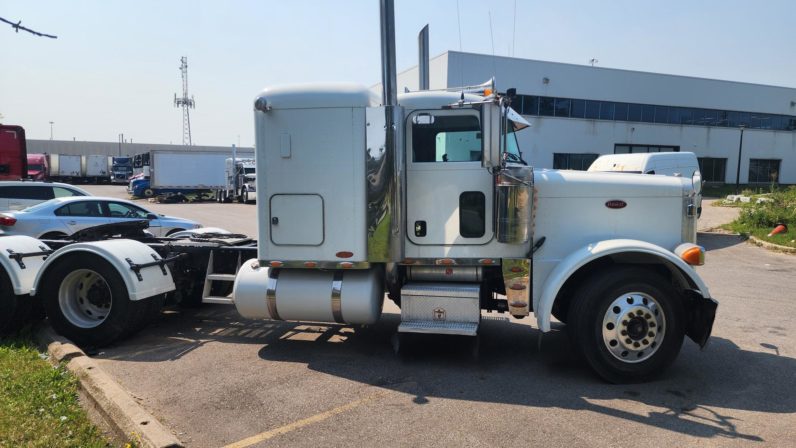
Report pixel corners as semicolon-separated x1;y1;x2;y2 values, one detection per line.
0;1;715;382
216;157;257;203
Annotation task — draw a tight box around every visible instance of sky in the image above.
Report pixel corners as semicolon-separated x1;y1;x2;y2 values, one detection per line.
2;0;795;147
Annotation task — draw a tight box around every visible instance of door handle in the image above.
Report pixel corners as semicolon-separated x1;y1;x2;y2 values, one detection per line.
68;221;77;225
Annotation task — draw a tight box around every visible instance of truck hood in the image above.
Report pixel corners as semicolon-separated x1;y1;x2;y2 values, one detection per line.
534;168;687;198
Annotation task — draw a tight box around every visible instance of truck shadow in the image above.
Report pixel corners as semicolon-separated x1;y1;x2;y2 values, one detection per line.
102;304;791;442
698;232;745;251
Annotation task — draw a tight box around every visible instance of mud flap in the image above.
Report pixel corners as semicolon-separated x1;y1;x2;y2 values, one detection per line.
684;290;718;348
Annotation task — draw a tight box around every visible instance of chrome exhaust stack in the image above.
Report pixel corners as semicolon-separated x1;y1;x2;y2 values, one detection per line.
379;0;405;262
418;24;429;90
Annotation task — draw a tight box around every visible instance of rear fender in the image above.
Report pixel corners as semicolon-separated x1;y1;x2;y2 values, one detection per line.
536;239;712;333
0;235;52;295
31;239;176;301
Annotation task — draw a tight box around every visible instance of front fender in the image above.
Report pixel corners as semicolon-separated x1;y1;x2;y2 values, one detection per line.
31;239;176;301
535;239;711;332
0;235;52;295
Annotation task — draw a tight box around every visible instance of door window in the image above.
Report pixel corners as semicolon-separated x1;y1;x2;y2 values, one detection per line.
54;201;104;217
53;187;85;198
459;192;485;238
0;186;54;200
412;115;481;163
106;202;149;218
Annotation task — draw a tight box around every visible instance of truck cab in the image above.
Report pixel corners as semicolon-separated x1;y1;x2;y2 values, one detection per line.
27;153;49;180
234;81;715;382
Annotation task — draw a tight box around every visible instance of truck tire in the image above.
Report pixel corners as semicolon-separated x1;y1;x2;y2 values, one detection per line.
143;188;155;198
0;271;34;336
40;254;149;348
567;265;685;383
237;190;245;203
243;190;250;204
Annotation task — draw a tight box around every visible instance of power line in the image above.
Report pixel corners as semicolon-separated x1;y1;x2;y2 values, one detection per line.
0;16;57;39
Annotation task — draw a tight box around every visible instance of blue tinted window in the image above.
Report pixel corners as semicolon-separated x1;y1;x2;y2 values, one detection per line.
654;106;669;124
554;98;571;117
523;96;539;115
628;104;642;122
614;103;629;121
599;102;615;120
668;107;682;124
539;97;554;116
585;100;600;119
571;99;585;118
642;105;655;122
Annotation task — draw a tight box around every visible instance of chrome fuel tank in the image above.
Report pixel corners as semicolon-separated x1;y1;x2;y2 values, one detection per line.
234;261;384;325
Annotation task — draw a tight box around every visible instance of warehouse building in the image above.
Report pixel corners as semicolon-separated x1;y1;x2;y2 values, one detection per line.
397;51;796;184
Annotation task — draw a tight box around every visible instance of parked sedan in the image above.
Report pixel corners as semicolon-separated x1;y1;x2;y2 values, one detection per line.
0;197;201;239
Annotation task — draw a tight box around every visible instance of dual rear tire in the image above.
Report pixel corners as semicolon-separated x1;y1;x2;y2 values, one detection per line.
40;254;163;348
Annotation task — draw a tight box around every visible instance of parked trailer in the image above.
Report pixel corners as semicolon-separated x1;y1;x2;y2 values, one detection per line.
128;149;253;198
0;125;28;181
82;154;110;183
47;154;82;181
0;1;716;383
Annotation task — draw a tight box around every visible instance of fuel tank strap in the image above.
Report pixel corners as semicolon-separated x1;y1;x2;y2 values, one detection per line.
331;271;344;323
266;269;281;320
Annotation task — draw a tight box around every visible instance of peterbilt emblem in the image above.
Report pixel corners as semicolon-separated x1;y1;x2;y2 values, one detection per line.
433;308;446;321
605;200;627;209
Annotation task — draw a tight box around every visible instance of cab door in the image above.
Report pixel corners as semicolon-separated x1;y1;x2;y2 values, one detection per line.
405;109;493;246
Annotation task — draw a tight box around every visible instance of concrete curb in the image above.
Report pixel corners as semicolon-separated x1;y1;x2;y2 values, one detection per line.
748;235;796;255
35;325;184;448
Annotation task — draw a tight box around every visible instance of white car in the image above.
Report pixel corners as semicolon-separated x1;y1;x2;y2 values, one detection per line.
0;197;202;239
0;181;90;211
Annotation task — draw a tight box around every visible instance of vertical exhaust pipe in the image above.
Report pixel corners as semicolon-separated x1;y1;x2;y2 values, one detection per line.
380;0;398;107
418;24;429;90
379;0;404;261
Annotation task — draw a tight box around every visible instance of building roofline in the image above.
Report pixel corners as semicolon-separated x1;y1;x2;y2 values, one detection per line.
439;50;796;91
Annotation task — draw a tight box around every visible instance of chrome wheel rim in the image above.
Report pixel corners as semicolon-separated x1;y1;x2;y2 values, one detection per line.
58;269;112;329
602;292;666;363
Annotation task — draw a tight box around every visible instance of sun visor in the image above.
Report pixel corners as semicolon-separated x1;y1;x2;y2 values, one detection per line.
505;106;531;131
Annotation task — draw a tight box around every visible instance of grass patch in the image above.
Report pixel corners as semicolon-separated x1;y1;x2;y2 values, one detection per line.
0;336;112;447
726;186;796;248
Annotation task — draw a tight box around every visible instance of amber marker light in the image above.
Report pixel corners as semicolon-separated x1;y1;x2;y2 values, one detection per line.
339;262;354;269
479;258;495;265
435;258;456;265
303;261;317;268
269;261;284;268
483;87;493;96
675;244;705;266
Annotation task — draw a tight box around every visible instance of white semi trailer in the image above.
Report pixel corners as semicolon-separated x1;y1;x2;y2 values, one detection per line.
0;1;716;383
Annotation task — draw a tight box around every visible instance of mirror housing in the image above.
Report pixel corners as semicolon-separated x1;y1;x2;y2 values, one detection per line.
146;213;158;220
481;101;502;170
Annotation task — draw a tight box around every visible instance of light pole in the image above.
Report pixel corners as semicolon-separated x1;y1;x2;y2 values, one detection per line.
49;121;54;140
734;124;745;195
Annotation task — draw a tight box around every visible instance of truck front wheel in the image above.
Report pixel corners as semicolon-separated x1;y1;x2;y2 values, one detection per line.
567;266;685;383
41;254;148;348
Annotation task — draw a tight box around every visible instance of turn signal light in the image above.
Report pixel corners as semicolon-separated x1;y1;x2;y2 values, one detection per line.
303;261;317;268
0;215;16;226
435;258;456;265
339;262;354;269
675;244;705;266
269;261;284;268
479;258;495;265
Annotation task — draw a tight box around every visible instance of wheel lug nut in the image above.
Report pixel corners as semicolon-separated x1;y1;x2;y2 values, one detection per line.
625;338;632;344
622;320;628;326
649;322;656;328
633;342;641;348
642;339;649;345
648;331;654;337
645;313;652;319
621;330;627;336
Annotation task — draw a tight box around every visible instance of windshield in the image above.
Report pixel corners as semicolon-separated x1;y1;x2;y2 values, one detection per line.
243;167;256;174
21;199;60;213
28;164;44;171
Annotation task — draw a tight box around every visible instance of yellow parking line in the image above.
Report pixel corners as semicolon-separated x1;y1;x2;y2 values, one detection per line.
222;392;385;448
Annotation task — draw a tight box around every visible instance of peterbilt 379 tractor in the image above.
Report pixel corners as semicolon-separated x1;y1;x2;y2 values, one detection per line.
0;0;715;383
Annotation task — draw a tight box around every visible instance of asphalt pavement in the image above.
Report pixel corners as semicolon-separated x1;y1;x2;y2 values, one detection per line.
81;185;795;447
